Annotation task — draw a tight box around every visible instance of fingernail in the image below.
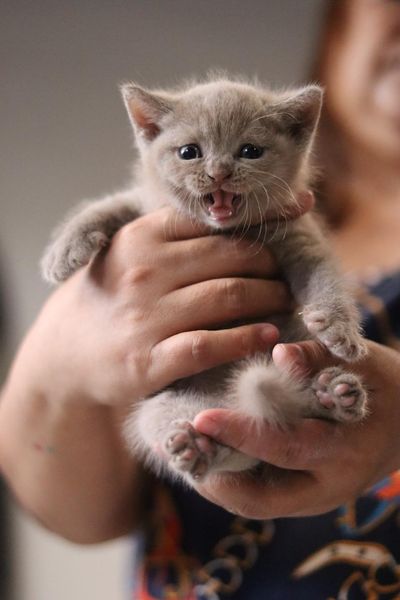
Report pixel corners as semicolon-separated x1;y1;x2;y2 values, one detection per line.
290;343;306;362
274;343;307;374
298;189;315;212
286;343;309;372
259;324;279;344
193;415;221;438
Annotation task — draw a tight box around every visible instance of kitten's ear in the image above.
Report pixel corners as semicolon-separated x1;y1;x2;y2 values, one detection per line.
120;83;173;141
273;85;323;145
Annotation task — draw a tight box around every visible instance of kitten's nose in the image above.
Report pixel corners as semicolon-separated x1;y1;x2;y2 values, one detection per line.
207;169;232;184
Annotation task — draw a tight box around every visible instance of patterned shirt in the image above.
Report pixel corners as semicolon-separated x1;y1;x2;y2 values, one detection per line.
133;271;400;600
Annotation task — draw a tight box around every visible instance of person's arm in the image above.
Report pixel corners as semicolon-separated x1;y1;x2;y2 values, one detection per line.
194;339;400;518
0;207;288;543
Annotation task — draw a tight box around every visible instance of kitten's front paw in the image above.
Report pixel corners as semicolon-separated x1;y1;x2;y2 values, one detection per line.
41;230;109;284
311;367;368;422
163;420;218;481
302;305;367;361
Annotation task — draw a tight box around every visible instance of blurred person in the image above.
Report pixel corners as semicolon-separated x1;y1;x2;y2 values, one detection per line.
193;0;400;597
2;1;400;599
0;266;11;600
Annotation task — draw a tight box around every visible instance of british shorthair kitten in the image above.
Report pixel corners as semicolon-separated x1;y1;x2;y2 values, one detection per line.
41;76;367;486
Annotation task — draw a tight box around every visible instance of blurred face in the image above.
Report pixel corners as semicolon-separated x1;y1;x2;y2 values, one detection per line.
324;0;400;161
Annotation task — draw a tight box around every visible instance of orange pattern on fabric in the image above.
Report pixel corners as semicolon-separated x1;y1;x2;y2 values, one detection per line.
135;486;199;600
375;472;400;501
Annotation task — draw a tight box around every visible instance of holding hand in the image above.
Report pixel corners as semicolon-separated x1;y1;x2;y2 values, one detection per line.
0;197;311;541
42;206;290;406
193;340;400;519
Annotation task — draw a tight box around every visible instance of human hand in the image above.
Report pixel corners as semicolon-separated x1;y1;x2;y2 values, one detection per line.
32;206;299;407
193;339;400;519
0;194;312;540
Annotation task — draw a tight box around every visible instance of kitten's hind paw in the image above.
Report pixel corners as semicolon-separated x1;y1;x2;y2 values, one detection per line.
311;367;368;422
164;420;217;481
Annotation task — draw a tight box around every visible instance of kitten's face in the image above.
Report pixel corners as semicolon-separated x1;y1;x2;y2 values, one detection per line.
122;80;322;230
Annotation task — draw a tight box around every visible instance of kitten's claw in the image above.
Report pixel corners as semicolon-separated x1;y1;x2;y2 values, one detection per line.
311;367;368;422
164;420;217;480
302;305;367;361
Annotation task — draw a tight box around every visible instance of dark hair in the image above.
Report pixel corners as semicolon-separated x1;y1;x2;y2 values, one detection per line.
311;0;348;84
310;0;352;227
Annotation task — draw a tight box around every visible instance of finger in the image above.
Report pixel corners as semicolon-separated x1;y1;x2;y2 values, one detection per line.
264;190;315;221
193;409;338;470
148;323;279;389
272;340;338;379
292;189;315;217
115;208;212;246
166;235;279;287
161;278;293;333
155;207;214;241
196;469;331;520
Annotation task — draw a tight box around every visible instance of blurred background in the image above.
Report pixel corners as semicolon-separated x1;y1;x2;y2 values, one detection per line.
1;1;324;598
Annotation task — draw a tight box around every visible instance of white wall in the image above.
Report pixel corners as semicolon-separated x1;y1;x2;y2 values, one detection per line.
1;1;324;598
9;505;133;600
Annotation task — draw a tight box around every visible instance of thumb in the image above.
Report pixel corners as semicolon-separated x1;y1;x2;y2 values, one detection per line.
193;408;336;469
272;340;338;379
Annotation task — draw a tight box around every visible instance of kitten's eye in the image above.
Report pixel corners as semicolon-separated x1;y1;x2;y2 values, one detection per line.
178;144;202;160
239;144;264;159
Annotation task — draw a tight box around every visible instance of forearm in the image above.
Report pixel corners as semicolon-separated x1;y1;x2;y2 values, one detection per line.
0;327;144;544
0;207;286;540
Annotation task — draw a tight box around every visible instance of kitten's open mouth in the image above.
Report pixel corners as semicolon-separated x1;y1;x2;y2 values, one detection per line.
204;191;242;222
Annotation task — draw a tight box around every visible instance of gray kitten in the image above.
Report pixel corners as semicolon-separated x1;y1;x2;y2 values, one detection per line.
41;76;368;486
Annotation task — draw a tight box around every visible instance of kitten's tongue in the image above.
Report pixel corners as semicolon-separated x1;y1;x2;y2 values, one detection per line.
208;190;237;219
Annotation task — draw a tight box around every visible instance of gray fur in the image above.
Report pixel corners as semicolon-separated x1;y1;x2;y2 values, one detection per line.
41;76;368;486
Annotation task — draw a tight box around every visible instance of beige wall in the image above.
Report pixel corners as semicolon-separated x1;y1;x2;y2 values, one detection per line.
1;1;324;598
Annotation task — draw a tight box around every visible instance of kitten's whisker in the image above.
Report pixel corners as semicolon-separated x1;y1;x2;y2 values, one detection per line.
250;168;296;204
240;194;253;242
180;190;198;231
281;210;289;241
265;172;299;210
270;212;282;242
246;191;265;253
189;193;198;228
174;190;197;236
251;178;277;226
255;192;269;253
175;188;193;238
232;195;247;242
245;178;274;241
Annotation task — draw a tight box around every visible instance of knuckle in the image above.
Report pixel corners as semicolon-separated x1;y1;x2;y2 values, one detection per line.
122;341;152;390
235;238;265;260
115;212;161;245
154;210;173;235
115;219;143;245
217;237;275;273
222;278;247;313
191;331;211;365
233;330;252;356
122;264;154;288
282;440;302;467
110;221;148;261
